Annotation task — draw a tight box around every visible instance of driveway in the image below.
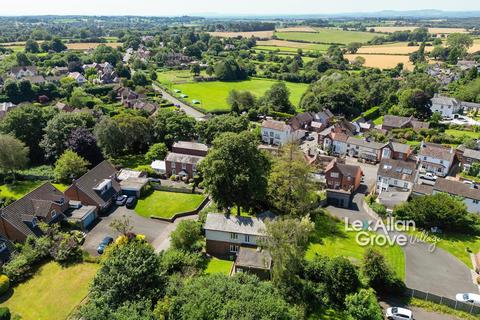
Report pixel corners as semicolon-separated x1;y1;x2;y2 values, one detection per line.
380;299;462;320
327;192;478;300
83;206;196;255
345;156;378;189
152;84;206;120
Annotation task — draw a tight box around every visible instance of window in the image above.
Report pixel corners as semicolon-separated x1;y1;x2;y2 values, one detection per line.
171;162;176;168
474;200;479;204
330;172;339;178
31;218;38;228
229;244;239;253
244;235;250;243
347;176;352;181
182;163;187;170
236;267;244;273
378;176;382;181
172;169;176;175
269;132;274;137
192;164;197;172
403;182;408;189
230;233;238;240
51;210;57;218
0;243;6;252
440;160;443;164
393;180;398;185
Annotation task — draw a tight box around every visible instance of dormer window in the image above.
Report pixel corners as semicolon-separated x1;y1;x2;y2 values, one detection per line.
31;217;38;228
0;243;6;252
51;210;57;219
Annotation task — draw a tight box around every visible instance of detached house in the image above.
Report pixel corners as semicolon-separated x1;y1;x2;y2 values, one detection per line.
382;115;429;132
9;66;37;79
325;159;362;208
261;120;296;146
0;183;68;242
376;158;418;193
68;72;87;85
418;142;455;177
64;160;121;211
457;146;480;172
430;94;460;118
165;141;208;179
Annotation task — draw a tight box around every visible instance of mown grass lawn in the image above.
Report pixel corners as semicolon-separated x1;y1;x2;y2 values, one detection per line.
275;28;379;44
306;215;406;280
445;129;480;139
172;78;308;113
135;191;206;218
0;180;43;200
204;257;234;275
0;261;99;320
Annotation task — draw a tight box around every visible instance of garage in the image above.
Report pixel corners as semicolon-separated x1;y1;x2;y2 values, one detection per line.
67;202;98;230
326;189;352;208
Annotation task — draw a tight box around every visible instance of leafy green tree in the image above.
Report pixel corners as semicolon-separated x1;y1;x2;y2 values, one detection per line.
190;63;201;76
214;57;247;81
25;39;40;53
94;117;125;157
195;114;249;144
227;90;256;114
151;109;197;147
132;72;149;86
262;216;314;297
166;274;299;320
267;144;317;216
49;37;67;52
345;288;383;320
325;257;361;306
346;42;362;54
150;70;158;81
41;112;95;161
0;134;29;182
0;104;57;164
93;45;122;65
394;193;478;233
260;82;294;114
200;131;270;214
16;52;31;67
54;150;90;184
145;143;168;162
170;220;203;252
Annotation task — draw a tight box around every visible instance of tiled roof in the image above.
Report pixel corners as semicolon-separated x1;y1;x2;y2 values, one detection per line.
377;158;417;183
412;183;434;195
391;142;411;154
346;137;386;150
419;142;455;163
325;159;361;178
261;120;290;132
173;141;209;152
166;152;204;165
463;148;480;160
434;178;480;201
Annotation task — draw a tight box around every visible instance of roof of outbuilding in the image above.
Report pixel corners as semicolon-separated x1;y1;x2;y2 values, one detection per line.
235;246;272;270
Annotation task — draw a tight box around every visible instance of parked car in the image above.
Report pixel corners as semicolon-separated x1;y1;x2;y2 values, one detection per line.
306;136;315;141
456;293;480;304
420;172;437;181
115;195;128;206
97;236;114;254
386;307;413;320
126;196;137;209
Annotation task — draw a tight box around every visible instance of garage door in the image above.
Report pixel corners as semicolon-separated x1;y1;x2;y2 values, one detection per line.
83;212;96;229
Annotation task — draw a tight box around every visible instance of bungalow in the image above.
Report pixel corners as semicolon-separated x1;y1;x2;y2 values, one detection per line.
418;142;455;177
52;66;69;76
381;115;429;131
0;183;68;242
24;75;46;85
165;141;208;179
325;159;362;208
68;72;87;85
413;178;480;214
64;160;121;211
261;120;295;146
457;145;480;171
133;101;157;115
376;158;418;193
204;213;272;257
9;66;37;79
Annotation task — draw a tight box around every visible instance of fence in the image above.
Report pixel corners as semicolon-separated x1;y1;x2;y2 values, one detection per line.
405;287;480;315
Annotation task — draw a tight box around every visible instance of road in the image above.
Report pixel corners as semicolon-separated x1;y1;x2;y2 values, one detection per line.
152;83;206;120
326;190;478;300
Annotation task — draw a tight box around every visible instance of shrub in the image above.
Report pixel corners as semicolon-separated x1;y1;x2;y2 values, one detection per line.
170;220;203;252
0;307;10;320
0;275;10;295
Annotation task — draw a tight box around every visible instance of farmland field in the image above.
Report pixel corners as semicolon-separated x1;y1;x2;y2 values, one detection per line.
256;40;330;51
358;39;480;55
275;28;380;44
66;42;122;50
172;78;308;112
276;26;317;33
345;54;414;70
372;26;468;34
209;30;274;39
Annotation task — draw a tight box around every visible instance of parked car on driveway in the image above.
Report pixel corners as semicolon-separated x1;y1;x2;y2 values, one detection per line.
126;196;137;209
386;307;413;320
420;172;437;181
97;236;114;254
456;293;480;304
115;195;128;206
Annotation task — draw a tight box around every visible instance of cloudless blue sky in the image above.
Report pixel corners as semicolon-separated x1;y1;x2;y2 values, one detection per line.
2;0;480;16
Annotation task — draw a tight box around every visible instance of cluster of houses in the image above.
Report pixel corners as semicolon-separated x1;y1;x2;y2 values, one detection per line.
427;60;480;86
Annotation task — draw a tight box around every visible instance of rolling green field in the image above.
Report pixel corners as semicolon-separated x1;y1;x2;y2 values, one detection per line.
1;262;99;320
306;215;405;280
275;28;380;44
135;190;206;218
254;43;330;53
172;78;308;113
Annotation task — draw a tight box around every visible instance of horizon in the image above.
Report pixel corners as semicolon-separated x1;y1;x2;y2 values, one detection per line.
2;0;480;17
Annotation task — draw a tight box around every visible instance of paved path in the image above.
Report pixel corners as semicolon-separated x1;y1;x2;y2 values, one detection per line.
153;83;206;120
327;190;478;300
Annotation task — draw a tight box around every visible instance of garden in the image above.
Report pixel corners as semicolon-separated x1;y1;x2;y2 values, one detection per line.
135;190;206;219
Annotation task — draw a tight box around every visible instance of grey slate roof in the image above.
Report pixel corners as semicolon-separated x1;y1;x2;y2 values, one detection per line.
434;178;480;201
419;142;455;163
391;142;411;154
377;158;417;183
346;137;386;150
463;148;480;161
173;141;208;152
204;213;271;236
235;246;272;270
166;152;204;165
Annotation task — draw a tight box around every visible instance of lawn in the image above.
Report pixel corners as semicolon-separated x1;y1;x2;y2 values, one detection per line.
52;183;69;192
275;28;380;45
0;180;43;200
156;69;207;86
445;129;480;139
306;215;405;280
172;78;308;113
204;257;234;275
373;116;384;125
0;261;99;320
135;190;206;218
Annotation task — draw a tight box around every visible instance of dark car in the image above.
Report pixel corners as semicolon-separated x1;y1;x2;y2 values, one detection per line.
306;136;315;141
97;236;114;254
126;196;137;209
115;195;128;206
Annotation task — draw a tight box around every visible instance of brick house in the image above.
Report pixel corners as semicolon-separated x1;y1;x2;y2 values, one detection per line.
64;160;121;212
165;141;208;179
204;213;272;258
0;183;68;242
457;145;480;172
381;115;429;131
325;159;362;208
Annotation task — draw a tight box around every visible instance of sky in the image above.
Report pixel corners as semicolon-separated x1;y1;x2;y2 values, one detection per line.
2;0;480;16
